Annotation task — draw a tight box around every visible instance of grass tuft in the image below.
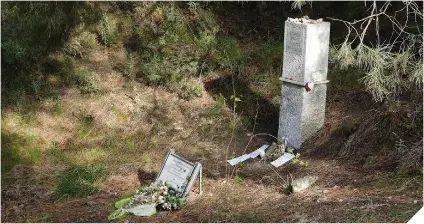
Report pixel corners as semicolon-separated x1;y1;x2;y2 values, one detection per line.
54;164;109;200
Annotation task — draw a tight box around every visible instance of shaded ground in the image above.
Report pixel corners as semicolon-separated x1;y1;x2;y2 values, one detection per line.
1;45;422;223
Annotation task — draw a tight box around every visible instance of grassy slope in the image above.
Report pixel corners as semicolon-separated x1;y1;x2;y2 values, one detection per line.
1;2;422;223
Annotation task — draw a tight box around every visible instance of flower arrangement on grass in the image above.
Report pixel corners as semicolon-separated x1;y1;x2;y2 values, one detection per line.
108;181;186;220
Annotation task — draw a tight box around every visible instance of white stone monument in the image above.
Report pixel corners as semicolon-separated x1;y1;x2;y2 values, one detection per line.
278;18;330;149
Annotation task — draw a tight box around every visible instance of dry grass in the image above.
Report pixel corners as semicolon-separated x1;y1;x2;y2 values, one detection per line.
2;42;422;223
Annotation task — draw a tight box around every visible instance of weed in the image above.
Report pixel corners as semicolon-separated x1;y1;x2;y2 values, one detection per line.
54;164;109;199
46;146;68;165
126;140;136;151
141;153;153;165
1;131;43;172
111;105;128;120
54;101;63;115
79;114;94;138
100;13;116;47
233;175;244;184
213;36;246;70
28;147;42;165
72;69;101;94
252;41;284;70
125;51;136;81
74;147;108;164
177;78;204;100
327;65;363;96
78;31;97;48
240;116;251;129
208;93;227;115
287;148;309;166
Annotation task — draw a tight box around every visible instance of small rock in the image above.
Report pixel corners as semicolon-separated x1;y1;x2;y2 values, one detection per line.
388;196;392;199
86;201;97;206
338;199;343;202
317;197;327;203
174;126;183;131
333;185;339;189
413;200;418;204
323;189;329;194
291;176;319;192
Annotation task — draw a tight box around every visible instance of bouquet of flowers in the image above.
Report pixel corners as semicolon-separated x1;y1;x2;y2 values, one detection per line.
108;181;186;220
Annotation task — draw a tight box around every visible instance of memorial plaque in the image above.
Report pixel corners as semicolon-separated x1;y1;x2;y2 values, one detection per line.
282;22;306;83
156;150;202;197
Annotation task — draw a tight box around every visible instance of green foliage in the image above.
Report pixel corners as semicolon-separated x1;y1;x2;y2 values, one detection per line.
410;60;423;88
177;79;204;100
125;51;136;81
115;197;132;209
54;165;109;200
233;174;244;184
72;69;102;94
46;146;68;165
252;41;284;70
65;31;98;57
332;43;422;102
126;141;136;151
1;2;100;68
130;2;219;92
54;101;63;116
111;104;128;120
240;116;252;129
100;13;116;47
327;66;363;95
331;42;356;70
208;94;227;115
82;114;94;127
78;113;94;138
287;148;308;166
1;131;43;172
109;181;186;220
78;31;98;48
213;36;246;69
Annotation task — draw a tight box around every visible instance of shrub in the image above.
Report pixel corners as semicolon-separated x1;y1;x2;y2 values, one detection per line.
212;36;246;70
1;131;43;172
99;13;118;47
130;2;219;91
252;41;284;70
208;93;227;115
176;78;204;100
1;2;100;68
54;165;109;199
331;43;422;102
72;69;102;94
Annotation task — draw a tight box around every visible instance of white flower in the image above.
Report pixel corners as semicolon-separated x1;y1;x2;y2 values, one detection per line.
160;186;168;192
163;191;168;196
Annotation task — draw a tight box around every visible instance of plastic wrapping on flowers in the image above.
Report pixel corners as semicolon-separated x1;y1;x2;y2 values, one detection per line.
108;181;186;220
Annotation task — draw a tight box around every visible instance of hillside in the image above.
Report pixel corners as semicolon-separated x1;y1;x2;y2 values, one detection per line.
1;2;422;222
